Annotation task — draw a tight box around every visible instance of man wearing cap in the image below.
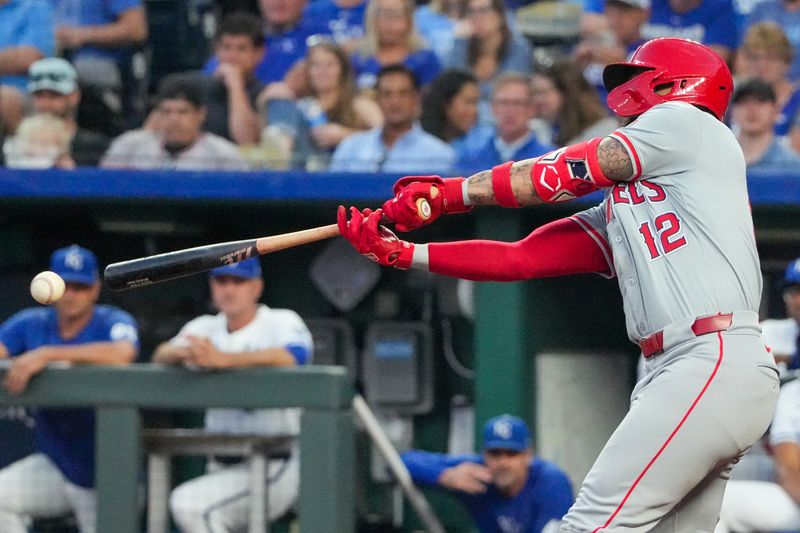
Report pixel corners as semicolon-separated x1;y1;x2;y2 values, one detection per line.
715;260;800;532
152;257;313;532
26;57;111;167
0;245;139;533
730;78;800;171
402;414;573;533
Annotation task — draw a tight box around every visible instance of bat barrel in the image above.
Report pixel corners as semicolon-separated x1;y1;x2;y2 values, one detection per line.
104;239;258;291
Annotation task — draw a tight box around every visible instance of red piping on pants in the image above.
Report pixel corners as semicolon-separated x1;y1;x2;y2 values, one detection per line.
592;331;725;532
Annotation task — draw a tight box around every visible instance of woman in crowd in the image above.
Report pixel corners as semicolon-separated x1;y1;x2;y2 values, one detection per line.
298;40;383;169
444;0;532;125
420;69;489;160
737;22;800;150
351;0;442;92
530;60;617;147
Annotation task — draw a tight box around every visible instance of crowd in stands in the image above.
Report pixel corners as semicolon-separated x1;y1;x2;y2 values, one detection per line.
4;0;800;173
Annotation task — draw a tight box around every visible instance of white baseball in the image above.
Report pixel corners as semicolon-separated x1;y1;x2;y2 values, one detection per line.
30;271;66;305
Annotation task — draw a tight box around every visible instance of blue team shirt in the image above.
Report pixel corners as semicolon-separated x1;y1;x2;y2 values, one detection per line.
304;0;366;44
643;0;740;50
49;0;141;62
351;49;442;91
0;305;139;488
0;0;55;90
458;133;555;174
402;450;573;533
204;17;328;84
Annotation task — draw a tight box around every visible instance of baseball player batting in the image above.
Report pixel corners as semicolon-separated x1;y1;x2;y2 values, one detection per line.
338;37;780;532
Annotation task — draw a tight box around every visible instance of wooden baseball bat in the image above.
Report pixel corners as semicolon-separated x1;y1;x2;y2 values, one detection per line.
104;198;432;291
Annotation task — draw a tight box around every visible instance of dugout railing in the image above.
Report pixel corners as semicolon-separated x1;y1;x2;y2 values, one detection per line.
0;362;355;533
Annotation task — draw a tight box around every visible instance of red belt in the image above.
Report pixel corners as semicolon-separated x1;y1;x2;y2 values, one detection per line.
639;313;734;358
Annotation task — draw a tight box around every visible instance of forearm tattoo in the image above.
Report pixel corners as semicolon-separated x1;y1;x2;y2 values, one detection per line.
597;137;634;182
465;162;543;206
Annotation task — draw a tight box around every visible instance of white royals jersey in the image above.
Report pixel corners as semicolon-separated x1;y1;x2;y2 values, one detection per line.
770;378;800;446
170;304;313;436
573;101;762;342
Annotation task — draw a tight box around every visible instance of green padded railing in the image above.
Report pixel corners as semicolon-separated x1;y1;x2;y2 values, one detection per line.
0;363;355;532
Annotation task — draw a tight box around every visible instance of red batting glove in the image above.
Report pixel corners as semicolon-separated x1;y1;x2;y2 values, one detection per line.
337;206;414;269
381;176;472;232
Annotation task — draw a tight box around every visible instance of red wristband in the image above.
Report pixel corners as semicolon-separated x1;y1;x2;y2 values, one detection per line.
491;161;520;208
441;177;472;214
394;242;415;270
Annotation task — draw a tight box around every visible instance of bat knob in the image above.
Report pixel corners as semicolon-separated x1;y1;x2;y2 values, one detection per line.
416;198;432;220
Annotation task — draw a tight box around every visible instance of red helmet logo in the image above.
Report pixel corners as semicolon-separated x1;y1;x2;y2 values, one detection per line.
603;38;732;120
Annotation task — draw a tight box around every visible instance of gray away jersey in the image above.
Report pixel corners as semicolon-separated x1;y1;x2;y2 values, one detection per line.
572;101;762;342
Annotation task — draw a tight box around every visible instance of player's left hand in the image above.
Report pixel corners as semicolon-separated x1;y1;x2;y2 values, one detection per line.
337;206;414;269
3;350;50;395
185;336;229;369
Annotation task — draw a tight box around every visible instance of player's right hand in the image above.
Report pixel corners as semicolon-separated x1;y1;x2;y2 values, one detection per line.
381;176;472;232
437;462;492;494
337;206;414;269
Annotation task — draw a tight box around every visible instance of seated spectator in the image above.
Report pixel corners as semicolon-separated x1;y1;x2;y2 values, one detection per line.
530;61;618;147
3;114;75;169
415;0;471;63
53;0;148;121
304;0;368;45
575;0;650;103
197;12;266;146
152;258;312;533
0;0;55;135
100;74;249;171
761;257;800;371
642;0;739;61
715;356;800;532
746;0;800;80
730;79;800;171
421;69;491;160
350;0;442;92
294;40;382;169
204;0;325;85
459;73;554;174
445;0;533;126
737;22;800;142
402;414;573;533
0;245;139;533
26;58;110;166
330;65;456;173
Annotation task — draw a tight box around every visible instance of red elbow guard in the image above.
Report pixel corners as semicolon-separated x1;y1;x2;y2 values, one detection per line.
531;138;615;203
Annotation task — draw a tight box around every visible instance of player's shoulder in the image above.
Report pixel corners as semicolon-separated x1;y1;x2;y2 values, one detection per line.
4;307;53;327
258;306;306;326
637;101;706;124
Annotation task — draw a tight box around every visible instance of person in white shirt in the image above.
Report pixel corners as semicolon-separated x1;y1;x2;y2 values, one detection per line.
152;258;312;532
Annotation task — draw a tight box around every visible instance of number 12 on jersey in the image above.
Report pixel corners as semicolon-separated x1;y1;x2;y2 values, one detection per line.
638;213;687;259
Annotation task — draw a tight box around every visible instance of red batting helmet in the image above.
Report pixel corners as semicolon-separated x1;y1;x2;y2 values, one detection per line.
603;38;733;120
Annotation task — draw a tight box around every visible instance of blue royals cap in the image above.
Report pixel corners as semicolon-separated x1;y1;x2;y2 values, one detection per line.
210;257;262;279
49;245;99;285
784;258;800;290
482;414;532;452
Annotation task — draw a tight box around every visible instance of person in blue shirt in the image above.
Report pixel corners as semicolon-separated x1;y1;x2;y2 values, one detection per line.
204;0;327;85
304;0;367;45
350;0;442;92
402;414;573;533
642;0;740;61
730;78;800;171
459;73;555;174
330;65;456;174
52;0;147;90
747;0;800;81
0;245;139;533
